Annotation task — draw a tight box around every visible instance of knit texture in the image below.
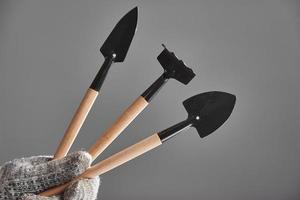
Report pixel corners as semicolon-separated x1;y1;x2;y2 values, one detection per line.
0;151;100;200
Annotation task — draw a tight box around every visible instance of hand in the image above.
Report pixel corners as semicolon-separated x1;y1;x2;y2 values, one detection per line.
0;151;100;200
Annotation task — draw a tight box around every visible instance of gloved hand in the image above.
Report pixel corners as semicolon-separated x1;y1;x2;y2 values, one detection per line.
0;151;100;200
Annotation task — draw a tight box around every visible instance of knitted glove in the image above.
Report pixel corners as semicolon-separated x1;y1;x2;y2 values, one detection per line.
0;151;100;200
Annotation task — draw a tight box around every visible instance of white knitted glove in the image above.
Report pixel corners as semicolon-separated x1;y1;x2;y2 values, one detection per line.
0;151;100;200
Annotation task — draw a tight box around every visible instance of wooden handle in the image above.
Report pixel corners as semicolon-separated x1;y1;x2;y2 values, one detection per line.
40;133;162;196
54;88;99;159
88;96;148;160
39;182;69;197
84;133;162;178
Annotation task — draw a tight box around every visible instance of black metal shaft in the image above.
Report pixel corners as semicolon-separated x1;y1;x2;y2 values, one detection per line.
141;73;168;102
158;118;193;143
90;56;114;91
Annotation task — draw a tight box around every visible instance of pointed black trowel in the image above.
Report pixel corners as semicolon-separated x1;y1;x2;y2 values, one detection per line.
54;7;138;159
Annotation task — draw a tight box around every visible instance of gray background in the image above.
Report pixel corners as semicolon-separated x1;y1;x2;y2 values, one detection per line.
1;0;300;199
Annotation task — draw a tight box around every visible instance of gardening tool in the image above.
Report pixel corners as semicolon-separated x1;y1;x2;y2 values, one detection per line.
40;91;236;196
88;44;196;160
54;7;138;159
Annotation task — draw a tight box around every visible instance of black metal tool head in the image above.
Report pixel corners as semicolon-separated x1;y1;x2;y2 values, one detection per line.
100;7;138;62
157;44;195;84
183;91;236;138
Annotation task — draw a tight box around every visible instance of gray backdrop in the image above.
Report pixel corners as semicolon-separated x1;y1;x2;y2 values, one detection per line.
1;1;300;199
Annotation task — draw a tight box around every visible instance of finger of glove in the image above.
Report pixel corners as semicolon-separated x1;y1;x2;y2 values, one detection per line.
0;156;51;180
23;151;92;183
21;193;62;200
20;177;100;200
0;151;92;199
64;177;100;200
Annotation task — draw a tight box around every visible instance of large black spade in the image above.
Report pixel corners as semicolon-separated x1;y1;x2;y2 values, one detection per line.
183;91;236;138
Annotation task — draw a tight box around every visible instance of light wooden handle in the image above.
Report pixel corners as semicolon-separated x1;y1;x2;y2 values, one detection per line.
88;96;148;160
84;133;162;178
54;88;99;159
40;133;162;196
